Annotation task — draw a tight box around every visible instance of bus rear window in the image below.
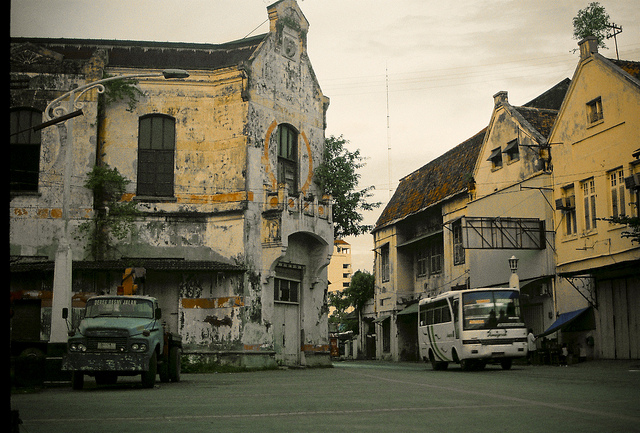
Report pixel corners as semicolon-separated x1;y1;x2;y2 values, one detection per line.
462;290;523;330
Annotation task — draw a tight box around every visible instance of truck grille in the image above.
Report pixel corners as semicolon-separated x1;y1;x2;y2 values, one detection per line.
84;328;129;352
86;337;128;352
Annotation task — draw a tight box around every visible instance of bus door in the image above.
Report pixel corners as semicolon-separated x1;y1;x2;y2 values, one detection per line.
451;297;460;340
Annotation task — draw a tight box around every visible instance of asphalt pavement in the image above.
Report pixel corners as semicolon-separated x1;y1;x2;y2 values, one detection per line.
11;360;640;433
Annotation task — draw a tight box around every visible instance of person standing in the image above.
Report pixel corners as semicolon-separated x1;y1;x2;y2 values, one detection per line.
527;329;537;365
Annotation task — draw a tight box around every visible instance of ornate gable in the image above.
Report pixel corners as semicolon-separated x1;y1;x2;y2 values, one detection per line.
11;43;64;66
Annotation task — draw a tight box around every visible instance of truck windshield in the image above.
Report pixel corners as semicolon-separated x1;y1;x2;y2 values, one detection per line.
462;290;524;330
85;298;154;319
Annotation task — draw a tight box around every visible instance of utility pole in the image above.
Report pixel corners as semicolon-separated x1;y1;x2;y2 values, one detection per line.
606;23;622;60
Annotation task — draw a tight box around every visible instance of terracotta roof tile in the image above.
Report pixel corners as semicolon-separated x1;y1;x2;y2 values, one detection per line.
513;106;559;139
609;58;640;80
374;129;486;231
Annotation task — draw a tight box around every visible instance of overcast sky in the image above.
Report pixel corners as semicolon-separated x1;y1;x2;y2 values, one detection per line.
11;0;640;272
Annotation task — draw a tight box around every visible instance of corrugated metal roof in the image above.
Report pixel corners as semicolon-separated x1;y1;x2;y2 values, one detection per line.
374;128;486;231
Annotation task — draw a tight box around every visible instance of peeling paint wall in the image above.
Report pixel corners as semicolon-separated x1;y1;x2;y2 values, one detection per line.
10;0;332;367
10;51;102;260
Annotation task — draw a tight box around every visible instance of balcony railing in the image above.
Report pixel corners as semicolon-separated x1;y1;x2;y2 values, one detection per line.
264;186;331;221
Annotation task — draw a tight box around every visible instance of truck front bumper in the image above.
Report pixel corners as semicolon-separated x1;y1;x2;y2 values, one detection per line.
62;352;150;372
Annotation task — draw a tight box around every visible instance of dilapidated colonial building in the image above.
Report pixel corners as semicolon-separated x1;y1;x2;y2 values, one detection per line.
370;80;569;362
10;0;333;368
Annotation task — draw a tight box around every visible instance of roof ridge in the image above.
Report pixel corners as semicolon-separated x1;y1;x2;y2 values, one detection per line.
10;35;269;50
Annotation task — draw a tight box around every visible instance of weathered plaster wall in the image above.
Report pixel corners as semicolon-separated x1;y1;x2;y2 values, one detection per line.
473;106;545;200
10;66;100;261
550;57;640;275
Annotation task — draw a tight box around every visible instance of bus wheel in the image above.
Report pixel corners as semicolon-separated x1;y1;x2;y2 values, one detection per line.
429;351;447;370
460;359;474;371
501;359;513;370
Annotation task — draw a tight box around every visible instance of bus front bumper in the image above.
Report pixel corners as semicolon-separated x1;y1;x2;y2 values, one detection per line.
461;339;527;359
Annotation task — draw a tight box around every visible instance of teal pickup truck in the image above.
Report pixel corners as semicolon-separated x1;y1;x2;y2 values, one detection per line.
62;295;181;390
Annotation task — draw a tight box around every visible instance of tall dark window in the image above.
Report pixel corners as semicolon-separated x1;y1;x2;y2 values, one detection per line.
452;219;465;265
277;124;298;194
10;108;42;193
274;264;303;304
380;244;390;283
582;178;597;231
137;114;175;197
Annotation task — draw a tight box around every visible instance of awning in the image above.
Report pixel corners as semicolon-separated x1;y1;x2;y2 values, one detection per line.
373;315;390;323
487;147;501;161
537;307;592;338
397;303;419;316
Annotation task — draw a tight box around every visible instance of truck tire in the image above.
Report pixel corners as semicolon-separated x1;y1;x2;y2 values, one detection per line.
141;352;157;388
71;371;84;390
159;353;170;383
169;347;181;382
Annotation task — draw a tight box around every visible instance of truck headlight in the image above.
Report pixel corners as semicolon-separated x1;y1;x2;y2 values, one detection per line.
131;343;147;352
69;343;87;352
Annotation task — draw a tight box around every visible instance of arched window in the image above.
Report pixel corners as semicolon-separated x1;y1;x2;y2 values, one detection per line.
277;124;298;194
10;108;42;193
137;114;175;197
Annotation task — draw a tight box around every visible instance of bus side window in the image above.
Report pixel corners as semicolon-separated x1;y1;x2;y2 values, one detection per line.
442;305;451;323
433;307;441;324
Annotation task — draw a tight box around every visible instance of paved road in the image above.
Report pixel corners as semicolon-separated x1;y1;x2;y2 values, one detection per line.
11;360;640;433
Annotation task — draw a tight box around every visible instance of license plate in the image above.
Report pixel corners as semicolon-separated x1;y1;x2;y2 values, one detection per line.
97;342;117;350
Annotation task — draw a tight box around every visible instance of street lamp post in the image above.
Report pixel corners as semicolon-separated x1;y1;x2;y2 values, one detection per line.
508;255;519;290
47;69;189;344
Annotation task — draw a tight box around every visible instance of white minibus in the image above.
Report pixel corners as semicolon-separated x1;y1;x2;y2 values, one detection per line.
418;288;527;370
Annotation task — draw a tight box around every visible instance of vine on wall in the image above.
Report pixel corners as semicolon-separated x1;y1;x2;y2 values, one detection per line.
77;164;138;260
77;73;144;259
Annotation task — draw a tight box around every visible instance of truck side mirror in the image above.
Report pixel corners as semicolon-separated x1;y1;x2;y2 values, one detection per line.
62;308;69;319
155;308;162;320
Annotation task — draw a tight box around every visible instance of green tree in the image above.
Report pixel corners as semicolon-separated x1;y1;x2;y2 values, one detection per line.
573;2;612;49
328;270;375;333
599;215;640;243
315;135;381;238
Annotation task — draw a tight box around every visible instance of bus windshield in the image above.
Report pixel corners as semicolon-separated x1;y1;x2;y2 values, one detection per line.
85;298;154;319
462;290;523;330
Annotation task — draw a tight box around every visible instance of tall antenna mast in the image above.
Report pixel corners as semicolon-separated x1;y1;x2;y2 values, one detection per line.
386;65;392;198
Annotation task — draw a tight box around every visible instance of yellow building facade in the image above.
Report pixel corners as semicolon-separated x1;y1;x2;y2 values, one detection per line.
549;37;640;359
